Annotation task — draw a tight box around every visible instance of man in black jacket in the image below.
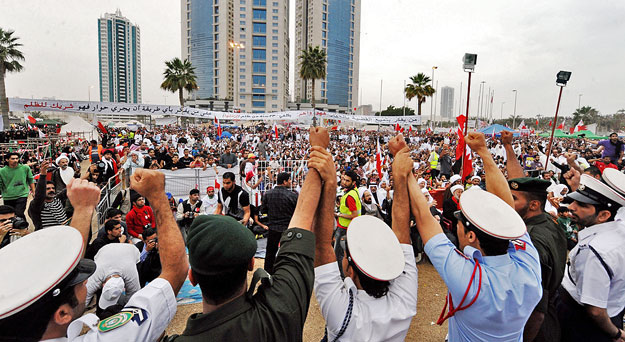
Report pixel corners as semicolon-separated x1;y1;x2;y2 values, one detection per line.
28;161;70;231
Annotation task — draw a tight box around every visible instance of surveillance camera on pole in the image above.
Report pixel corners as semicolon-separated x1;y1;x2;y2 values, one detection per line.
546;70;572;164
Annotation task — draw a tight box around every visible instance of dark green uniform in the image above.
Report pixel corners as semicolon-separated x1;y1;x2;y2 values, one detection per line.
169;228;315;342
525;212;568;342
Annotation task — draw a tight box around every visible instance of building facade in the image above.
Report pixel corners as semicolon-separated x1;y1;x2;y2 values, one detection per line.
98;9;142;103
440;86;454;119
181;0;290;113
294;0;360;111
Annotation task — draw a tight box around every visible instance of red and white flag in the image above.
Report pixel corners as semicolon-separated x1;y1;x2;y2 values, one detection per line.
455;128;473;179
375;140;382;176
214;178;221;190
557;118;565;129
273;123;279;139
535;119;539;126
574;119;586;132
519;120;527;129
97;121;108;134
214;116;222;137
24;114;36;124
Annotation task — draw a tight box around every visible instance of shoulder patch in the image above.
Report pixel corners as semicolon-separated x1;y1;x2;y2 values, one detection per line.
98;311;134;332
511;240;527;251
121;307;149;326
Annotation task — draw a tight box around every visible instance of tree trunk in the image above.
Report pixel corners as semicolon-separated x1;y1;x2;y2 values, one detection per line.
311;79;317;126
178;88;184;106
417;98;423;116
0;64;8;129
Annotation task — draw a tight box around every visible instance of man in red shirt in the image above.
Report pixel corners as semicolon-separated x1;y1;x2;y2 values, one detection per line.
590;156;618;173
126;193;156;242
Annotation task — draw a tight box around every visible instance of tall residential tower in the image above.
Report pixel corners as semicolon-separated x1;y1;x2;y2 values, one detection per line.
181;0;290;112
440;86;454;119
294;0;360;111
98;9;142;103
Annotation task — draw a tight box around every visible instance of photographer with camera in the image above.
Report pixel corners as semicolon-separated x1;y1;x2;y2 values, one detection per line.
176;189;202;241
28;160;70;231
134;227;162;287
81;163;102;185
0;205;29;249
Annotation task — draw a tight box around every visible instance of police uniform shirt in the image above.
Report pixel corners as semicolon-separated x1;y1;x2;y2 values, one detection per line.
562;221;625;317
314;244;418;342
44;278;176;341
424;232;542;342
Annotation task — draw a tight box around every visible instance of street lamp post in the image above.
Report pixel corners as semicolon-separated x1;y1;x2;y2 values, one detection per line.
461;53;477;179
500;102;505;120
230;41;245;111
430;66;437;125
578;94;583;110
88;85;95;102
512;89;518;128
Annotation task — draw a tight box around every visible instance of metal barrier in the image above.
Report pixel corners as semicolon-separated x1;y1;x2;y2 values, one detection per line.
95;170;126;228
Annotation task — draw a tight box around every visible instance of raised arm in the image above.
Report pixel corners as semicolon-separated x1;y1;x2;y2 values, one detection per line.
308;145;337;267
466;132;514;207
501;131;524;179
130;169;188;295
66;178;102;251
287;127;329;231
387;135;412;244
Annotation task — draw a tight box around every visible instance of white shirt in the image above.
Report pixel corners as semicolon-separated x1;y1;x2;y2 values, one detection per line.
85;244;141;306
201;194;219;215
562;220;625;316
314;245;418;342
43;278;176;342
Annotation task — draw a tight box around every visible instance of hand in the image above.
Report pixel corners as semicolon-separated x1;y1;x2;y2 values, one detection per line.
500;131;513;145
66;178;101;210
40;160;50;176
465;132;488;153
227;164;232;168
392;148;413;178
0;220;12;235
563;168;581;191
131;169;166;200
309;127;330;149
119;234;127;243
388;135;408;156
146;240;156;251
564;152;577;164
308;146;335;182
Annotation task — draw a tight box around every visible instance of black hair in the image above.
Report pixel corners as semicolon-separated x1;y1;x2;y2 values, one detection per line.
192;263;248;305
0;277;79;341
345;243;389;298
143;227;157;239
105;219;121;232
46;181;55;187
593;203;619;223
344;170;359;185
223;172;236;181
277;172;291;185
584;166;601;178
5;152;18;160
105;208;123;219
459;218;509;256
557;206;569;214
523;191;547;212
0;205;15;215
190;188;200;195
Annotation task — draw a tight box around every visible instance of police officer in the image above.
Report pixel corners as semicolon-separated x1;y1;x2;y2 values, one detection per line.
557;170;625;342
167;127;329;341
0;170;188;341
313;141;418;341
507;177;567;341
407;132;542;341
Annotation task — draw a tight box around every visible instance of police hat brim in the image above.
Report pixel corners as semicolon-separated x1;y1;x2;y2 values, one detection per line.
567;191;600;205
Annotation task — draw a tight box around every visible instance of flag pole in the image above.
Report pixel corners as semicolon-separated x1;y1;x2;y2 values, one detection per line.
545;85;564;167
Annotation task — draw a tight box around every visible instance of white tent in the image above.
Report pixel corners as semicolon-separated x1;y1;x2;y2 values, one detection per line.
60;116;98;141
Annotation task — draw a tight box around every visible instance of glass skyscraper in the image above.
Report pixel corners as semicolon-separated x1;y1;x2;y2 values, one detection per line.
98;10;142;103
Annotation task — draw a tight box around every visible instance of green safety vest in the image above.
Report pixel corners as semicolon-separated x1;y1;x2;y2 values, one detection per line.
338;188;361;228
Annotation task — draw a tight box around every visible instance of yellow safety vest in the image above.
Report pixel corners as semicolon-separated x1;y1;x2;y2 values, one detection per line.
430;151;439;169
338;188;361;228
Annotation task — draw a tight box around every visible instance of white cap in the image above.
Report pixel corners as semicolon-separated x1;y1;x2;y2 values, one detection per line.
55;154;69;165
99;276;125;309
450;184;464;195
450;175;462;184
346;216;404;281
567;174;625;207
0;226;95;319
456;189;526;239
417;178;426;185
602;168;625;198
470;175;481;181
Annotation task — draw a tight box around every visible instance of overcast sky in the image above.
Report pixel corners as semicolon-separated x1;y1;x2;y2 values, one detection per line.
2;0;624;120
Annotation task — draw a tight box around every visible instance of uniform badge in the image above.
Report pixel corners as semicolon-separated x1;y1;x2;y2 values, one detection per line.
511;240;526;251
510;182;519;189
98;311;134;332
122;308;149;326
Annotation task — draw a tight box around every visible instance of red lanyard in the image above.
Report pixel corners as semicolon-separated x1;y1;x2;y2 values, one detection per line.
436;259;482;325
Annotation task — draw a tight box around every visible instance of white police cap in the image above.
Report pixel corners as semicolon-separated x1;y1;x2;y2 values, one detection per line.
456;188;526;239
602;168;625;197
0;226;95;319
346;215;404;281
567;174;625;208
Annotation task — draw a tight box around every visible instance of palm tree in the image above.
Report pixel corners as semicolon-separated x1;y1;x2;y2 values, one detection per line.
0;28;25;128
160;57;198;106
404;73;435;116
299;46;326;125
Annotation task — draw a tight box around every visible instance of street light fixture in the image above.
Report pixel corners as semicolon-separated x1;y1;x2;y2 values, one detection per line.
430;66;438;125
230;41;245;111
461;53;477;178
545;70;572;165
500;102;505;120
578;94;583;110
512;89;518;129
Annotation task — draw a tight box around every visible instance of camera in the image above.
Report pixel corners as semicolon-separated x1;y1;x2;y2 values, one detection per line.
144;223;152;230
11;217;29;230
96;161;106;173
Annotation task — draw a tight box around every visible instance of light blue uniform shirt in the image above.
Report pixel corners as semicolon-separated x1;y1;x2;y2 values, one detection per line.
425;232;542;342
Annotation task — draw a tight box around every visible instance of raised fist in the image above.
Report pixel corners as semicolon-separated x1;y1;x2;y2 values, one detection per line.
465;132;487;153
500;130;513;145
388;134;408;156
131;169;166;200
